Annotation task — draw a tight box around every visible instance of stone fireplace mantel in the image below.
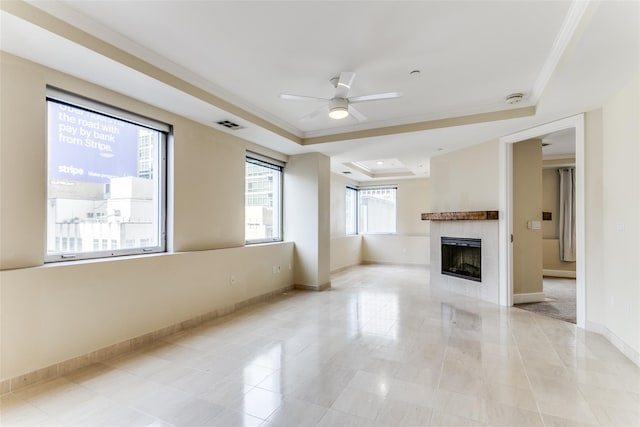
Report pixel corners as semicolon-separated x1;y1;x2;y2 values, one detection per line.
421;211;499;221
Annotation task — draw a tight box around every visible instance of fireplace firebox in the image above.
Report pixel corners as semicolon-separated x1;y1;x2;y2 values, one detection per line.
441;237;481;282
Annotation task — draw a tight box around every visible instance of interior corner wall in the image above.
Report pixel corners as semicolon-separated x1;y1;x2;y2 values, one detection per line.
284;153;331;288
512;139;543;295
359;178;430;266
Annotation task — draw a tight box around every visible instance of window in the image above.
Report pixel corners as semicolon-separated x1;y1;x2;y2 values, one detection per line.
245;153;283;243
46;88;168;262
358;186;397;234
345;186;358;235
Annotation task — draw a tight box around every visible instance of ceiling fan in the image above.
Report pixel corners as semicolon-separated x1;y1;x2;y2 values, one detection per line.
279;71;402;121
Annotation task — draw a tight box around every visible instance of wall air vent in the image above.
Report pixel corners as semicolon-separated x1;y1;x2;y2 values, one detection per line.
216;120;245;130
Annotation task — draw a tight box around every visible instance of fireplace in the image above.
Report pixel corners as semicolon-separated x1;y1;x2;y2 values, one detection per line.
441;237;481;282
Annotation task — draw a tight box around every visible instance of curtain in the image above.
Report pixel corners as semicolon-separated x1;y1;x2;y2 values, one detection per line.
558;168;576;262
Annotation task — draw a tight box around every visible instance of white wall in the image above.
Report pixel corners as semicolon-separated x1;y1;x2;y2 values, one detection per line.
589;74;640;360
0;53;295;380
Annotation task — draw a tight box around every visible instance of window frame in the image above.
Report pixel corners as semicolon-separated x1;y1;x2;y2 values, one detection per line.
45;87;168;263
357;185;398;235
345;185;358;235
245;152;284;244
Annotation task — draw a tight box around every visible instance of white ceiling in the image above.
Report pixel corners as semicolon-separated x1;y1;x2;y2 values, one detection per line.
2;1;639;181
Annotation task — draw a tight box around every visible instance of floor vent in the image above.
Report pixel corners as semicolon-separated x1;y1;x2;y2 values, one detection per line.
216;120;245;130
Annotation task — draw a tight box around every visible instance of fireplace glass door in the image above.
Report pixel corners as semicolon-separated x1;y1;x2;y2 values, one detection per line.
441;237;481;282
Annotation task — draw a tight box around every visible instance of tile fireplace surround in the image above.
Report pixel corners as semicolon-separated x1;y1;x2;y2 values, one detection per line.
426;212;500;305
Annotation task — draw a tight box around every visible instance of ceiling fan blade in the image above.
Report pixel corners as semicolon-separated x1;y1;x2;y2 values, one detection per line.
349;105;367;122
299;106;327;121
349;92;402;104
279;93;327;102
334;71;356;98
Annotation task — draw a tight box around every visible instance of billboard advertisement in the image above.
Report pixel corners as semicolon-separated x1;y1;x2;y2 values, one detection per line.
48;101;139;183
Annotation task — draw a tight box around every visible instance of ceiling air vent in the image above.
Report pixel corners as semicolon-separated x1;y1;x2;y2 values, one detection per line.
216;120;245;130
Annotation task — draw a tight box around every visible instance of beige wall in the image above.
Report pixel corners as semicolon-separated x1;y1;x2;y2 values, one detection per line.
542;168;560;239
284;153;331;288
543;239;576;275
512;139;543;295
429;140;500;212
0;53;296;380
330;235;362;272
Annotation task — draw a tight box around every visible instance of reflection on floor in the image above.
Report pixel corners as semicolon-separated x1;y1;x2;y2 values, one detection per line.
1;265;638;426
516;277;577;324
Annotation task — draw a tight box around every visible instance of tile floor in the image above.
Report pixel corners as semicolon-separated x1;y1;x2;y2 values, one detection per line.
1;264;639;426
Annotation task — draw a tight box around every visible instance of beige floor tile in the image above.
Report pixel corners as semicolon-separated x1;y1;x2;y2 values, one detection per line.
434;389;486;423
262;397;328;426
330;387;386;420
588;402;640;426
482;381;538;412
199;376;253;407
0;394;60;426
429;410;483;427
287;373;352;408
315;408;375;427
374;398;433;426
209;408;264;427
541;413;599;427
484;400;544;427
233;386;283;420
345;370;391;397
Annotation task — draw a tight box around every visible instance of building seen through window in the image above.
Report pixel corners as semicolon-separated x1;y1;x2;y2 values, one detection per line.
245;157;282;243
358;186;397;234
46;93;167;261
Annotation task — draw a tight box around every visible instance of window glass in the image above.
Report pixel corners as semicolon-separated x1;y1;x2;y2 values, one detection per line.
358;186;397;234
346;186;358;235
245;156;282;243
46;92;167;261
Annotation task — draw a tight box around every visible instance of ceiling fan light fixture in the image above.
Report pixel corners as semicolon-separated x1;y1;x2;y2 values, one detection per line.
329;98;349;119
329;106;349;119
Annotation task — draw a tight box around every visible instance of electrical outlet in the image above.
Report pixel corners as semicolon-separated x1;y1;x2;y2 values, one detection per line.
230;274;236;285
277;265;281;273
272;265;277;274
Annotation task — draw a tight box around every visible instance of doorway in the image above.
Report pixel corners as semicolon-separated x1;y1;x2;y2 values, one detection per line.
498;115;586;328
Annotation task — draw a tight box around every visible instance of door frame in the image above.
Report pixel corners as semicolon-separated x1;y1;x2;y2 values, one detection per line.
498;114;585;328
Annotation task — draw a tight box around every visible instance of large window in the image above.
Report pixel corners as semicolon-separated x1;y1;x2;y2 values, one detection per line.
345;186;358;235
245;153;283;243
358;186;397;234
46;88;168;262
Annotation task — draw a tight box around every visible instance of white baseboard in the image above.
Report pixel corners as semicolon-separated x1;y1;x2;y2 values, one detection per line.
587;321;640;367
513;292;546;304
543;269;576;278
